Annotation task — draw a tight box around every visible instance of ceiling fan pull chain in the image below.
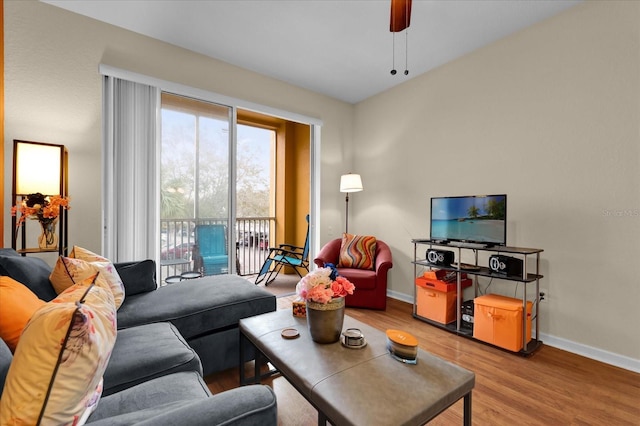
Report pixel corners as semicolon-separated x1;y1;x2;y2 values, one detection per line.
404;0;409;75
391;32;397;75
404;29;409;75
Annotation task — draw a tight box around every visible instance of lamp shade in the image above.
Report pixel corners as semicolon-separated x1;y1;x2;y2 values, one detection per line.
14;141;65;196
340;174;363;193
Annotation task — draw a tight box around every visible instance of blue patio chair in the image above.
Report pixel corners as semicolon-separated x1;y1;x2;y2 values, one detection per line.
194;224;229;276
255;215;310;286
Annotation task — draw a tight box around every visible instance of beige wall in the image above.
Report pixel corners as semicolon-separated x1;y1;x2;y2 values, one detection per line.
352;1;639;364
3;0;353;261
4;1;639;367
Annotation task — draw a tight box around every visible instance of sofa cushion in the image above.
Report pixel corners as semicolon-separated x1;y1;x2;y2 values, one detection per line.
338;233;377;270
0;276;46;352
0;248;19;257
50;256;125;309
102;322;202;396
114;259;158;296
0;249;57;301
0;277;117;425
116;274;276;340
336;267;377;290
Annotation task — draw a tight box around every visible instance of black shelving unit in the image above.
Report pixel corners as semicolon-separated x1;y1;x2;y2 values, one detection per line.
411;239;544;355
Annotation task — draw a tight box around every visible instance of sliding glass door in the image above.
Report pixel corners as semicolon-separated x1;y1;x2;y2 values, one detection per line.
160;93;232;278
101;65;321;285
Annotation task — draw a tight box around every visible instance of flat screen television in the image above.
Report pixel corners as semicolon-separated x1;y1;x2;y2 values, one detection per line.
430;194;507;247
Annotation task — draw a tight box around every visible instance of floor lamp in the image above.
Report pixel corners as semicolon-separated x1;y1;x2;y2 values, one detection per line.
340;173;363;234
12;140;69;255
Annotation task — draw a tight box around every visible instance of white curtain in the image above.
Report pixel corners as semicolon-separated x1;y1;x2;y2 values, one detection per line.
102;76;160;262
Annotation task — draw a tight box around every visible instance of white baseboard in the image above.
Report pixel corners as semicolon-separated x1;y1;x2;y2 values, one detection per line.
539;333;640;374
387;289;413;304
387;292;640;374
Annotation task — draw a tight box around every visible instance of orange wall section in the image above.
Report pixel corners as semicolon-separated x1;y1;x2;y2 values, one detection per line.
280;121;310;251
238;109;310;255
287;121;310;245
277;121;310;275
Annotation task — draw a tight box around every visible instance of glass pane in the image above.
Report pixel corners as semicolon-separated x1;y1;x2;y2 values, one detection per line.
160;93;231;280
197;116;229;219
161;109;195;219
235;125;275;273
236;124;274;218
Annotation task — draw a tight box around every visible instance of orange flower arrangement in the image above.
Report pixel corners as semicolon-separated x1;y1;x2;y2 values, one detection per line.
12;193;71;227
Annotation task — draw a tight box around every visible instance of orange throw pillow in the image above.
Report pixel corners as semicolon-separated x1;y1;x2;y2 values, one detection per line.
0;276;46;352
337;233;377;270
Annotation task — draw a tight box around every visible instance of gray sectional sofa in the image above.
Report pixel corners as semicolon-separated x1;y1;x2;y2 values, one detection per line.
0;248;278;424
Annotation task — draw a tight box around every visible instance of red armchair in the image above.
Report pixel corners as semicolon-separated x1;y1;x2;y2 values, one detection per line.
314;238;393;310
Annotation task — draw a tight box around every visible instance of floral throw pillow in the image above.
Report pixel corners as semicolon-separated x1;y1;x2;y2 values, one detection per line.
0;275;117;425
50;246;125;309
69;246;110;263
337;233;377;270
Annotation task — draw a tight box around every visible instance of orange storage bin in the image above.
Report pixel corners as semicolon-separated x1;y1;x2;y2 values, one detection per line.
473;294;532;352
416;276;471;324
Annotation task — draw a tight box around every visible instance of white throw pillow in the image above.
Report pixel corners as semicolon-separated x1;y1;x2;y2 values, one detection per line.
50;246;125;309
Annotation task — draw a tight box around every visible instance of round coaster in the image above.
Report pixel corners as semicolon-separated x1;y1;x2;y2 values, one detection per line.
281;328;300;339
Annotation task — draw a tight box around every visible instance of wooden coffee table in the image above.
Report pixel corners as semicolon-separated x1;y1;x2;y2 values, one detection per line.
239;310;474;425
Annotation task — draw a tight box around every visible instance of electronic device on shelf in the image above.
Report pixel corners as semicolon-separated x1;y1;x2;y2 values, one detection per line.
489;255;523;276
450;262;481;271
426;249;455;266
461;300;474;330
429;194;507;247
442;271;458;283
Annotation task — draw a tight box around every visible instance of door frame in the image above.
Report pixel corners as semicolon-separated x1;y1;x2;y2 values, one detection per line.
99;64;323;272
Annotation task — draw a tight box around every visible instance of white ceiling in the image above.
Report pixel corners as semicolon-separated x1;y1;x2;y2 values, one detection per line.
43;0;581;104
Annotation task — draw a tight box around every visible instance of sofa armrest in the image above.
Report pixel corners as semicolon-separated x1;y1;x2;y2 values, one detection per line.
89;385;277;426
314;238;342;268
141;386;277;426
374;240;393;274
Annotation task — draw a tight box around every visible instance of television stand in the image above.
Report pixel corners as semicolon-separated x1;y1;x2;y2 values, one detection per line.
411;239;544;355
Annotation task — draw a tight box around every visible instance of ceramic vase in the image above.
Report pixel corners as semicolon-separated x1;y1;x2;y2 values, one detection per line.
306;296;345;343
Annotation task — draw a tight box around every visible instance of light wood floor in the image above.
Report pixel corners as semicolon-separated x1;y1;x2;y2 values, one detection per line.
205;297;640;425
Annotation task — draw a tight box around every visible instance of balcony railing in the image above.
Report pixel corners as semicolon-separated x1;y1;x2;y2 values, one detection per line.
160;217;275;283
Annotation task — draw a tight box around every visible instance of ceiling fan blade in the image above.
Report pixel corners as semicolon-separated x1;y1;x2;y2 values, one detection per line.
390;0;412;32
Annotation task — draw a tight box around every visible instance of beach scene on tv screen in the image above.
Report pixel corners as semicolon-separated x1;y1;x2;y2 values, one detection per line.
431;196;506;243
